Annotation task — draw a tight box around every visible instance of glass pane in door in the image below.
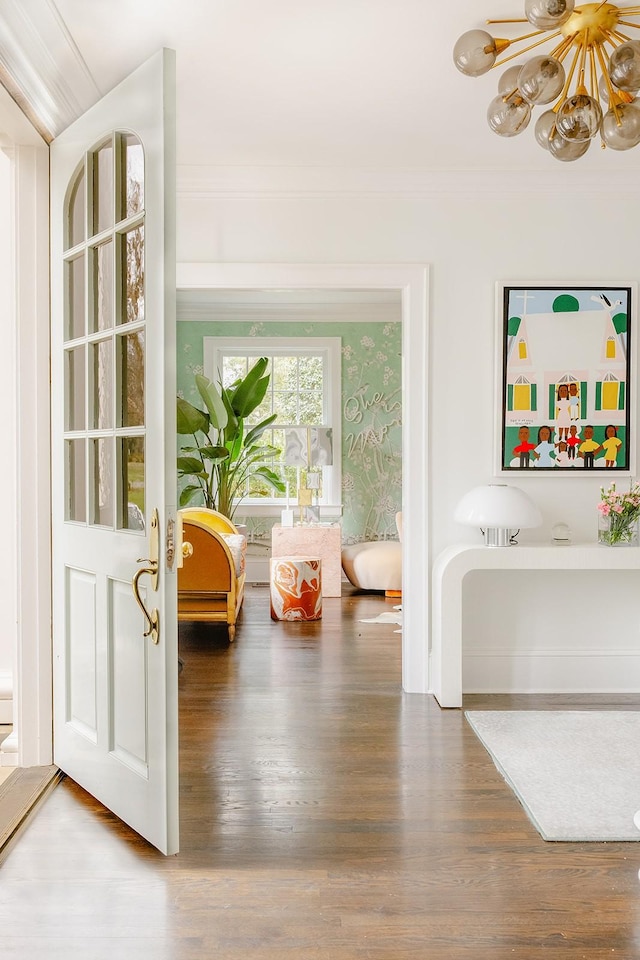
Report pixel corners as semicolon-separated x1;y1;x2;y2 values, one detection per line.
67;167;85;250
65;255;85;341
119;330;145;427
92;339;113;430
93;140;114;234
66;439;87;522
121;226;145;324
92;438;114;527
121;436;145;531
92;240;113;332
65;346;86;431
122;134;144;219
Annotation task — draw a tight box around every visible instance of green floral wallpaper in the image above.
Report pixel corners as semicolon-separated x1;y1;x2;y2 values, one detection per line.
176;320;402;543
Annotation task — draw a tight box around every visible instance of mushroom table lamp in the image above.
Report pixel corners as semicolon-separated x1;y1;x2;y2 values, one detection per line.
454;483;542;547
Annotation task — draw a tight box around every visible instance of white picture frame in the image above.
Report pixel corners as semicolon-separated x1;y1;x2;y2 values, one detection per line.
494;281;637;476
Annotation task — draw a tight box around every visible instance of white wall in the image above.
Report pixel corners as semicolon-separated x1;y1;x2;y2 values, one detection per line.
0;147;15;719
176;174;640;691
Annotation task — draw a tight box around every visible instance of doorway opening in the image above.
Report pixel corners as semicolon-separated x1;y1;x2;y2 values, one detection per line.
176;262;429;695
176;286;402;582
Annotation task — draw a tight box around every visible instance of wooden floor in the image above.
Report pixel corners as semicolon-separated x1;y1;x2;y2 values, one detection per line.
2;586;640;959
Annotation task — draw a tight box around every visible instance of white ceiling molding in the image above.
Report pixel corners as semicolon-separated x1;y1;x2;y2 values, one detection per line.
177;288;401;324
0;81;46;146
177;163;640;201
0;0;100;141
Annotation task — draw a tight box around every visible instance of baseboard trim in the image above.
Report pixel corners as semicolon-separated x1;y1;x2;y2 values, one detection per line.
463;651;640;694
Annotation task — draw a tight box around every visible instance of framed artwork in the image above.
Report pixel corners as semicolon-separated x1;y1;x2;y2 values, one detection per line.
495;282;636;474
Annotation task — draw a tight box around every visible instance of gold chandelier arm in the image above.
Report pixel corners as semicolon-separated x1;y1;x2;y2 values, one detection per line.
554;43;583;106
494;29;561;68
618;20;640;29
486;18;529;24
577;32;590;89
551;35;579;62
594;40;623;121
610;29;632;41
503;28;547;44
589;44;598;99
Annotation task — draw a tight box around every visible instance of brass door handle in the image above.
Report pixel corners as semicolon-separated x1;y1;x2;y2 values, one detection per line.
131;507;160;643
132;561;160;644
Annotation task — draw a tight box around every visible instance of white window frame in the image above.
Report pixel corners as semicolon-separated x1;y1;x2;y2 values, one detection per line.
203;336;342;517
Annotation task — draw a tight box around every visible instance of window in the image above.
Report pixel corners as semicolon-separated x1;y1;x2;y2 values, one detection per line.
204;337;341;512
63;133;146;531
596;376;625;411
508;376;536;412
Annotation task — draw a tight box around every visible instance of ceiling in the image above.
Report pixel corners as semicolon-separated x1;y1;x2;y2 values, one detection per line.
2;0;639;175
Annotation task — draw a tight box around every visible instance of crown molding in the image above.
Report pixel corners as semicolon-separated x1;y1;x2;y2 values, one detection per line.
177;288;401;324
0;0;100;141
177;163;640;201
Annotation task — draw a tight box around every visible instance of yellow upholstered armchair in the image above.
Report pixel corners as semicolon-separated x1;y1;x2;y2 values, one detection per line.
177;508;246;641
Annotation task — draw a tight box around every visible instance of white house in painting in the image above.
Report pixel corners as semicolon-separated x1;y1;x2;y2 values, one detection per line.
506;303;628;429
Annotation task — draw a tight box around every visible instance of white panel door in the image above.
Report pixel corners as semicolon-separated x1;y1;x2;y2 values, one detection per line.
50;49;178;855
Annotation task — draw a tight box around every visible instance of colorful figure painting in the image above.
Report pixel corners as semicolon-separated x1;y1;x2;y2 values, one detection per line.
499;284;634;472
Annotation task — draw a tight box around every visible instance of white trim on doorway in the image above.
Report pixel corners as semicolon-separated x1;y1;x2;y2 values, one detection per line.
0;83;52;767
177;262;430;694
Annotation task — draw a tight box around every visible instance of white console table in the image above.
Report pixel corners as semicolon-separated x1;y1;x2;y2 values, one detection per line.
431;543;640;708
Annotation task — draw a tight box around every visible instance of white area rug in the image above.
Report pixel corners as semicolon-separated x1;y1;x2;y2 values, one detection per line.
359;607;402;632
466;711;640;842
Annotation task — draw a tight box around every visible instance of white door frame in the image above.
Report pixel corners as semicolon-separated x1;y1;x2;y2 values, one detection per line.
177;262;430;694
1;95;52;767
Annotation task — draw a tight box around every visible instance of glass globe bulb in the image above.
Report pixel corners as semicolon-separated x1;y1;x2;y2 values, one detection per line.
599;72;638;104
609;40;640;93
534;109;557;149
525;0;574;29
548;128;591;161
555;94;603;141
498;64;524;96
601;102;640;150
518;56;566;104
454;30;500;77
487;94;531;137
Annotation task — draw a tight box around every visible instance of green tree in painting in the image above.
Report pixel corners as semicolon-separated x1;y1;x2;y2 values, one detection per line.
552;294;580;312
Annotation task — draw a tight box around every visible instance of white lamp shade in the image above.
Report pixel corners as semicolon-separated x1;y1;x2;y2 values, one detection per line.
454;484;542;529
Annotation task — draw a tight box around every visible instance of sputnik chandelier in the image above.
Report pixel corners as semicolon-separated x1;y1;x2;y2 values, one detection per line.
454;1;640;161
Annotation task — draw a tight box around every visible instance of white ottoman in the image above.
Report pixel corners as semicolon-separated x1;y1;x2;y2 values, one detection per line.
341;540;402;597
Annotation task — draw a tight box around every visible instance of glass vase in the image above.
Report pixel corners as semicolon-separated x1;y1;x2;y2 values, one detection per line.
598;512;640;546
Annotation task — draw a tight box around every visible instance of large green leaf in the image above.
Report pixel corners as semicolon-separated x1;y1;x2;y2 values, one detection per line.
253;466;286;491
199;444;230;462
177;397;209;435
177;455;206;474
221;387;240;444
195;374;228;430
179;485;204;507
229;357;269;418
226;430;243;463
244;413;278;447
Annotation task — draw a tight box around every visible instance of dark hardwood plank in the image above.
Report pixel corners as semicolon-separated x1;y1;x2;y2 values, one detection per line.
2;586;640;959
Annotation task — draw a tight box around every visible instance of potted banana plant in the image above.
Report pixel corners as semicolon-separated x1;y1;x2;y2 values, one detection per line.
177;357;285;521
